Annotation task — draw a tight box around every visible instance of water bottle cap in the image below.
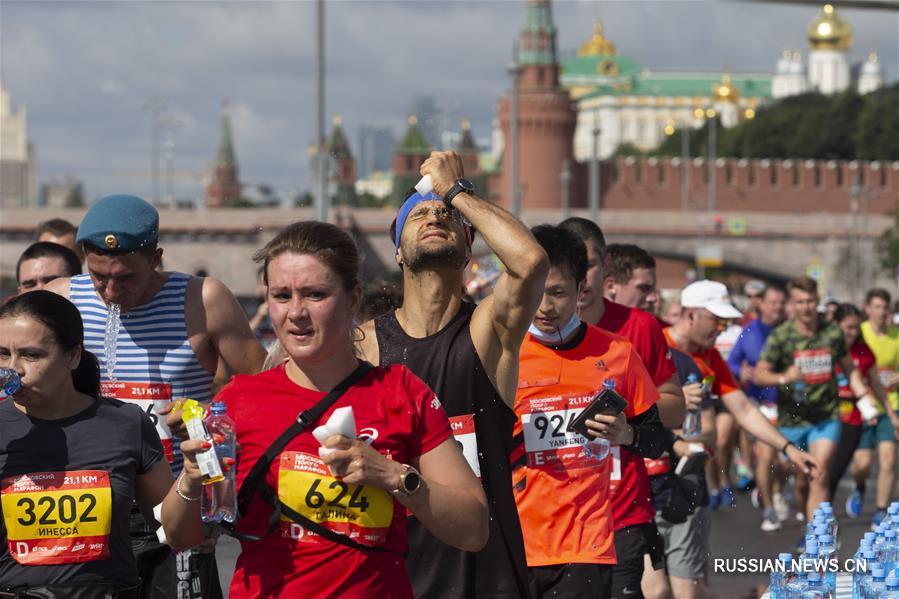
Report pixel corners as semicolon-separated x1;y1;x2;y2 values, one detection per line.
814;525;828;535
886;529;897;538
861;539;873;548
889;505;899;514
874;568;886;578
807;572;821;582
210;401;227;414
778;552;793;561
819;534;833;544
686;373;699;383
820;501;831;508
863;550;877;559
806;540;818;552
865;532;877;541
822;505;833;514
603;378;616;389
887;577;899;587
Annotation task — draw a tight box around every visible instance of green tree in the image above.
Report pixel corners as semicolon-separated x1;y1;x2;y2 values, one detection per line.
877;207;899;273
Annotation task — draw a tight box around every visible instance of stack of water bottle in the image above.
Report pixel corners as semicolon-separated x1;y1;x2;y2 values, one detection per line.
769;500;899;598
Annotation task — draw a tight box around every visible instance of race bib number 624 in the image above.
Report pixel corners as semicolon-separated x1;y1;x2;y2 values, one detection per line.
1;470;112;565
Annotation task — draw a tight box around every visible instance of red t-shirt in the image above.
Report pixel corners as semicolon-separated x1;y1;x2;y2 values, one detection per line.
220;363;451;599
596;300;675;529
513;326;659;566
662;328;741;400
838;341;876;426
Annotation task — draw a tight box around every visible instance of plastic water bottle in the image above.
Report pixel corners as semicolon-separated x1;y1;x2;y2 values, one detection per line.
787;570;809;599
801;572;828;598
770;552;795;599
879;576;899;599
859;553;880;599
882;530;898;577
682;373;702;438
854;545;874;599
584;379;616;461
817;533;837;594
0;368;21;398
201;401;238;524
863;567;887;599
793;380;808;403
800;540;821;584
822;505;839;541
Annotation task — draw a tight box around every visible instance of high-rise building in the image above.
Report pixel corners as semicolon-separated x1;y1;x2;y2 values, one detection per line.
0;82;37;208
357;126;396;179
204;99;242;208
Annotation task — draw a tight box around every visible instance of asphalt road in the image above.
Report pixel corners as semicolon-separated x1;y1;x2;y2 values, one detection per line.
215;474;883;598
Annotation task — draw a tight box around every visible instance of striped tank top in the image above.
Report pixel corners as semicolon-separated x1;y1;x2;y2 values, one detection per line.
70;272;214;473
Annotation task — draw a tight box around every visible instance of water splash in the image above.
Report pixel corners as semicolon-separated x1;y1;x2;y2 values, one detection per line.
104;303;122;381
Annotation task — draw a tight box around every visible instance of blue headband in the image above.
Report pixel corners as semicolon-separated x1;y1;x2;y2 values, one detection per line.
394;191;442;249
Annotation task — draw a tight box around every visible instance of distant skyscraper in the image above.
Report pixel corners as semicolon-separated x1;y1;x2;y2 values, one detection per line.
0;82;37;208
409;95;442;148
357;126;396;179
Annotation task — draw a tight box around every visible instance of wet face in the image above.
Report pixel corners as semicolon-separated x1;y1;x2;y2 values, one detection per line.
788;288;819;327
758;288;786;326
267;253;361;367
86;250;161;311
17;256;70;293
839;314;862;346
0;315;79;408
607;267;658;312
397;200;469;272
577;241;604;312
687;308;727;349
865;297;890;329
533;265;580;337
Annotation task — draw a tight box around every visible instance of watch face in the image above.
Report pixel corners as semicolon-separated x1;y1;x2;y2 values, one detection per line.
458;178;475;192
403;470;422;494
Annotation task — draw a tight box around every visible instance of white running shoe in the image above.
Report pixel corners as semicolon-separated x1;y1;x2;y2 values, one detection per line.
761;508;782;532
773;492;790;521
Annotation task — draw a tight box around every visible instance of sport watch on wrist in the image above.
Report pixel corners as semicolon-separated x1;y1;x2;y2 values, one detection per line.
443;178;475;208
395;464;422;497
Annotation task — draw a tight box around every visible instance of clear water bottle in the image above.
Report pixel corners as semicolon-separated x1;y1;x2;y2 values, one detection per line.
882;530;899;578
859;553;880;599
800;540;821;584
787;570;809;599
817;533;837;594
880;576;899;599
800;572;828;598
854;540;875;598
682;373;702;438
584;379;617;461
201;402;238;524
866;567;887;599
0;368;21;398
822;504;839;541
771;552;795;599
793;380;808;403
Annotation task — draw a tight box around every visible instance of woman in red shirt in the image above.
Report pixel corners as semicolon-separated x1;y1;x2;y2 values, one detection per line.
169;221;487;598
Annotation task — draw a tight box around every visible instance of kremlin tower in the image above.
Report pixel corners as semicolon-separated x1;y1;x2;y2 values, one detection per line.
392;115;431;204
328;115;357;206
496;0;576;210
204;99;242;208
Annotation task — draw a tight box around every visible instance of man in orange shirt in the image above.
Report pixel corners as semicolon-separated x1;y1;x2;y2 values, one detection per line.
513;226;666;598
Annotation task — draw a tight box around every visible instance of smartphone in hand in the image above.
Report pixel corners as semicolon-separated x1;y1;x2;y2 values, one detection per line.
567;387;628;439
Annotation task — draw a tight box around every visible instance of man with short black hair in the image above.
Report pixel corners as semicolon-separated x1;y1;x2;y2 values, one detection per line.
36;217;84;261
16;241;81;294
604;243;659;313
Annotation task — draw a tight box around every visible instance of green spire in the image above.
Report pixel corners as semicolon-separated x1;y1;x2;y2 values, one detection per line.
329;115;353;159
395;115;431;154
518;0;558;66
217;99;236;166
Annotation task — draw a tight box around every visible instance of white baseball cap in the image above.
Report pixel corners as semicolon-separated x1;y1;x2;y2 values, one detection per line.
681;280;743;319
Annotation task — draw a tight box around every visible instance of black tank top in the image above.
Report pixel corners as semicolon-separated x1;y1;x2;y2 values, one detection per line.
375;302;530;599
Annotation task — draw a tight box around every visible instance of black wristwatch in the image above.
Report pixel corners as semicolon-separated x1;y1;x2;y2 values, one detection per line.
395;465;422;497
443;178;475;208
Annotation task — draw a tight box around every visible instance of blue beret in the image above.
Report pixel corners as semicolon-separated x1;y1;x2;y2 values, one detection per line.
76;194;159;252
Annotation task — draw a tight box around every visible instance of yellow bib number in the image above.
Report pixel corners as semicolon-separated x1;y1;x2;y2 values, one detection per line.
1;470;112;565
277;452;393;547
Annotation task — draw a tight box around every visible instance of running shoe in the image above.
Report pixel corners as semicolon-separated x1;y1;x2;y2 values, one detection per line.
719;485;736;509
750;487;761;510
761;508;782;532
736;475;756;492
773;492;790;521
709;491;720;511
845;489;863;519
873;509;888;528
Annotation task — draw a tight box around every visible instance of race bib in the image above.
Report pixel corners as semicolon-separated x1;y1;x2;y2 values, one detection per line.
1;471;112;565
101;381;174;463
277;451;393;547
609;447;622;494
450;414;481;479
759;403;779;423
793;349;832;385
520;393;594;472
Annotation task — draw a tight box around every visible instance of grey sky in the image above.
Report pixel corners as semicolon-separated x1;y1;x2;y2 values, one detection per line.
1;0;896;203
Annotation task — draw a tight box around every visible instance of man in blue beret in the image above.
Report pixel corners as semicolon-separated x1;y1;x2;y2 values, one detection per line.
48;194;266;599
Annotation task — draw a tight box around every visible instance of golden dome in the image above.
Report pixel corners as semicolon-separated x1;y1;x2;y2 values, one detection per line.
808;4;853;51
713;73;740;103
578;20;617;56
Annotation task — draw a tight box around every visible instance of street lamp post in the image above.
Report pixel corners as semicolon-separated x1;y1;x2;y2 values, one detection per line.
665;119;689;211
142;98;167;205
315;0;328;223
507;45;523;218
706;108;717;214
589;109;600;224
560;158;571;219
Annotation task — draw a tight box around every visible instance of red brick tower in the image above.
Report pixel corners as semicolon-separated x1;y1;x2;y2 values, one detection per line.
496;0;576;209
329;115;357;205
204;99;242;208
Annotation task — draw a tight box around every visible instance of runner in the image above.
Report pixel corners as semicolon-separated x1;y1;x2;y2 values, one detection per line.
727;285;789;530
827;303;898;517
754;277;872;521
16;241;81;294
36;217;84;262
47;194;267;599
0;290;181;597
513;225;663;599
603;243;660;313
202;221;487;598
559;222;684;598
853;289;899;523
357;151;548;599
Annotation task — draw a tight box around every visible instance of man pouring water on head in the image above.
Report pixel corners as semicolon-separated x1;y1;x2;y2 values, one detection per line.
47;194;266;599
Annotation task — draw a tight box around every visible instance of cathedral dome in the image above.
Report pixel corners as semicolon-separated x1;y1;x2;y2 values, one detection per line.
578;20;617;56
713;73;740;103
808;4;853;51
862;51;882;75
789;51;805;75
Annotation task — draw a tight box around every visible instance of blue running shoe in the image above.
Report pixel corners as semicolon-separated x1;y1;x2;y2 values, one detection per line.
873;509;888;527
846;489;863;519
720;485;736;509
736;475;756;492
709;491;720;511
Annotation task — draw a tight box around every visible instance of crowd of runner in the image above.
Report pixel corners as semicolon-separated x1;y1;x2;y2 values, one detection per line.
1;150;897;599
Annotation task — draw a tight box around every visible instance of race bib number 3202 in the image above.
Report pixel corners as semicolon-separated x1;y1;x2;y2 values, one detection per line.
277;452;394;547
1;470;112;565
